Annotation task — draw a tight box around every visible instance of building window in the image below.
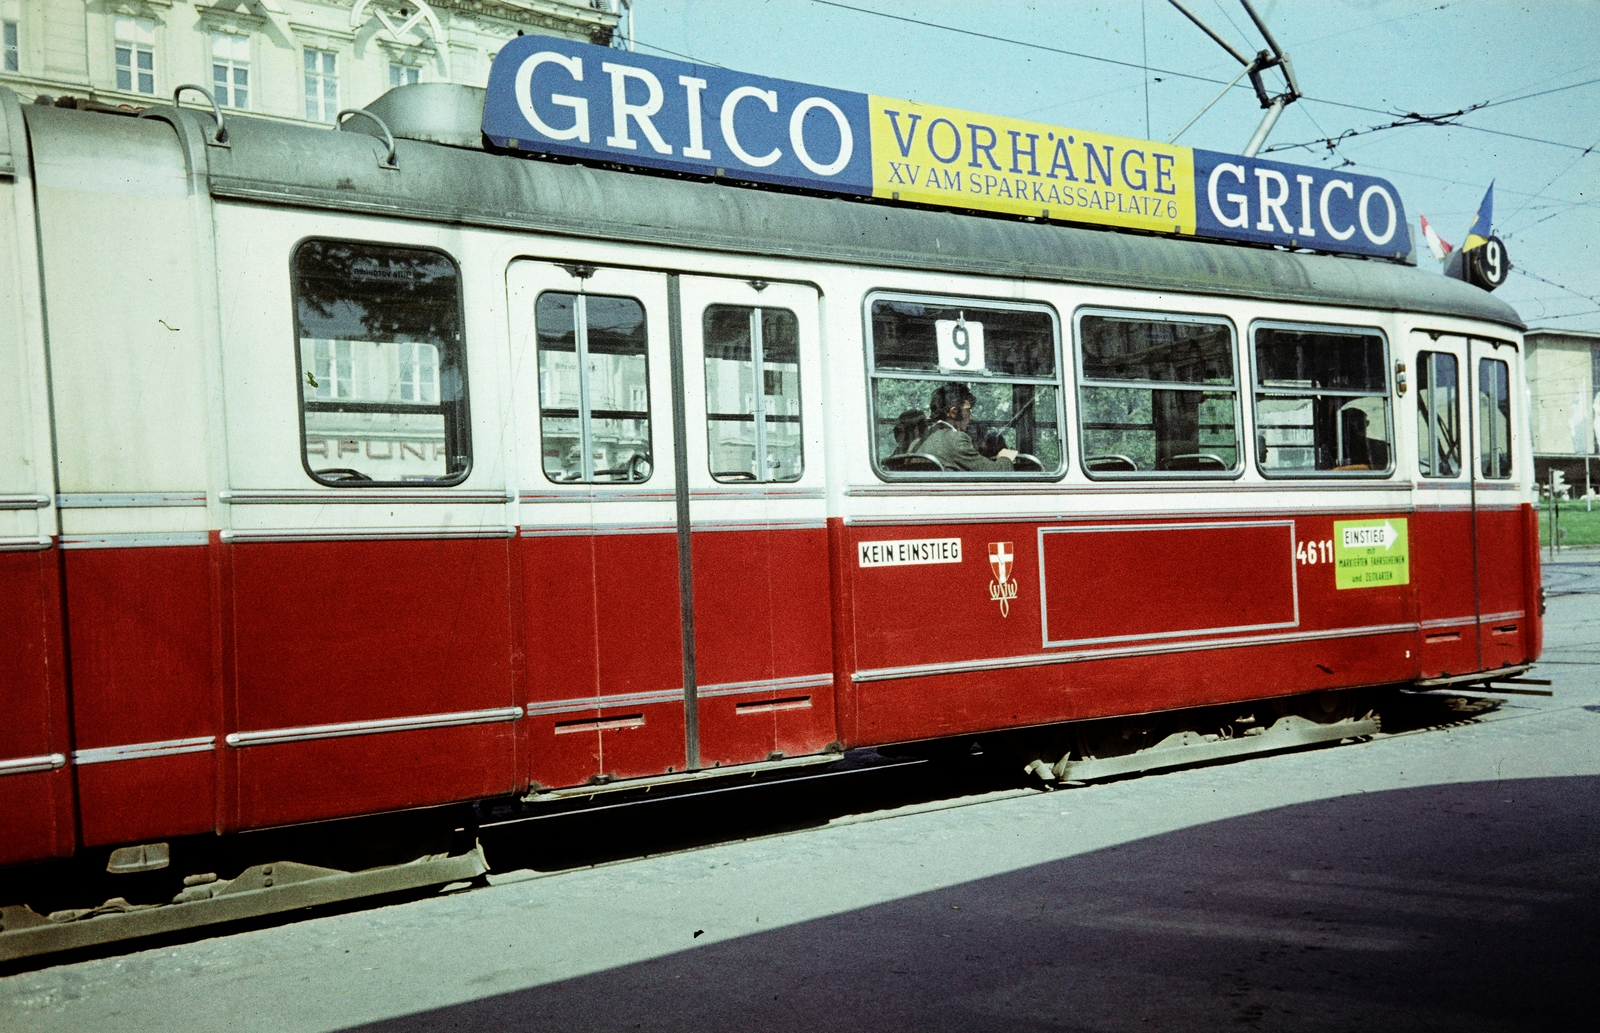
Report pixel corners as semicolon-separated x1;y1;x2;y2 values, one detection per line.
4;21;18;73
390;62;420;88
292;241;470;487
703;305;803;482
537;292;652;484
1253;322;1392;475
115;16;156;95
211;33;249;109
1479;356;1513;479
1416;351;1461;478
304;48;338;122
1076;311;1240;476
868;294;1064;477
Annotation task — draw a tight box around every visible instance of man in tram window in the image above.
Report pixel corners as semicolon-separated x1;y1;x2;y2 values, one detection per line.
1338;407;1390;470
920;382;1019;472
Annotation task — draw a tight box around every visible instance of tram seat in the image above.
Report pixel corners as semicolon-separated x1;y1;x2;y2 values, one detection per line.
1160;452;1227;471
881;452;946;472
1085;454;1138;472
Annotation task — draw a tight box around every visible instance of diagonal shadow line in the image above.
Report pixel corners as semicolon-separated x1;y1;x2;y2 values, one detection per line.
337;775;1600;1033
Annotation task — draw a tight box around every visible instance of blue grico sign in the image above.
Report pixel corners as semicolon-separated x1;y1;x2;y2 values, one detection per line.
1192;150;1409;259
482;35;872;194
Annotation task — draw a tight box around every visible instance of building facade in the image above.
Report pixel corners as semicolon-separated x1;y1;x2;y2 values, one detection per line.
1526;327;1600;494
0;0;620;121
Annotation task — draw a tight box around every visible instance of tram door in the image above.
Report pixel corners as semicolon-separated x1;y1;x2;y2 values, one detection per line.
1410;332;1479;678
509;262;690;786
677;277;836;769
1468;336;1529;670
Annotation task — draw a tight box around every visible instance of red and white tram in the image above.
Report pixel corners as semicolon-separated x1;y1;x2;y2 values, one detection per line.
0;82;1538;952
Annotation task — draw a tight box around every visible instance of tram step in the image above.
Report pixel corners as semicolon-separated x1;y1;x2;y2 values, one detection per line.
0;842;489;963
1053;714;1379;784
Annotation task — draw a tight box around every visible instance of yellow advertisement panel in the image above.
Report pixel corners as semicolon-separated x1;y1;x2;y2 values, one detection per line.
868;96;1197;234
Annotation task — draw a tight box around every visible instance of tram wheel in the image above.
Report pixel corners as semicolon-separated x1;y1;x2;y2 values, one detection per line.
1291;688;1375;727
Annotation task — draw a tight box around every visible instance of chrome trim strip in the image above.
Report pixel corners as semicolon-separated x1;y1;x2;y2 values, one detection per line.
61;532;210;550
852;622;1418;683
73;736;215;766
698;673;833;697
57;493;206;508
0;753;66;776
689;489;826;501
1038;520;1299;648
1419;610;1525;631
520;524;676;538
692;520;828;533
225;706;523;747
846;505;1413;526
523;675;832;718
0;494;50;510
524;689;684;717
0;535;53;552
520;490;675;503
845;482;1410;497
221;490;515;505
220;526;516;543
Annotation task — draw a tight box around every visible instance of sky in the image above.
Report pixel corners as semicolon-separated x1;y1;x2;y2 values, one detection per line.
623;0;1600;332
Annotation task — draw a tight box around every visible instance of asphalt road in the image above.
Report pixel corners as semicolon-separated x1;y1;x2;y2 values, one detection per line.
4;561;1598;1032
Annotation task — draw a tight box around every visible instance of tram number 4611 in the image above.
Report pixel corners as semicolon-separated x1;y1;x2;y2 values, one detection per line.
1297;539;1334;565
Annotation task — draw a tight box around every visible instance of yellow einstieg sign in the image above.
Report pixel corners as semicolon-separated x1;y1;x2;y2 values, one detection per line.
868;96;1197;234
1333;519;1410;589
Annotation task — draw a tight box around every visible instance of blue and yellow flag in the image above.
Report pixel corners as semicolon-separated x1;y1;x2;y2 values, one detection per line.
1462;181;1494;251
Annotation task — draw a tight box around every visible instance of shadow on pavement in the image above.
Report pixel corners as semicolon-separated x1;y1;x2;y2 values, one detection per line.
340;775;1599;1033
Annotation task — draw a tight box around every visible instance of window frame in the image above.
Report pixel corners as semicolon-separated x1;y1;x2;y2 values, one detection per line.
389;62;421;88
1249;318;1395;479
863;289;1068;483
3;20;18;74
210;31;250;110
1072;306;1244;481
114;15;156;96
534;289;654;486
289;237;472;489
1477;351;1514;480
303;46;339;122
702;303;804;484
1415;349;1463;480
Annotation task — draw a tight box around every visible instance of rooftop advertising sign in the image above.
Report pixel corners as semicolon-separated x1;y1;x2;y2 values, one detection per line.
482;35;1411;261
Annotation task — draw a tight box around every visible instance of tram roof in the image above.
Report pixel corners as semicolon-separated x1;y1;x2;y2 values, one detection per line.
22;99;1523;332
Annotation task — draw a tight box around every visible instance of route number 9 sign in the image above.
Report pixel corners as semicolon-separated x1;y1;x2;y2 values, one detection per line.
1468;236;1511;291
936;315;986;372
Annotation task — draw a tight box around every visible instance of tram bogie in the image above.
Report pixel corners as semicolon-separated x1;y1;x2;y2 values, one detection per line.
0;83;1538;957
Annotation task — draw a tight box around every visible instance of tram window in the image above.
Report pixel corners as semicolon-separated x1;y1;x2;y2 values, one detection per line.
1076;312;1240;476
1253;324;1392;476
868;296;1064;477
704;305;802;482
1416;351;1461;478
537;292;653;483
1479;357;1513;479
293;240;469;486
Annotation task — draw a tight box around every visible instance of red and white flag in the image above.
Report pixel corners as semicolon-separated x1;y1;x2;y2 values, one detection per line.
1419;214;1454;261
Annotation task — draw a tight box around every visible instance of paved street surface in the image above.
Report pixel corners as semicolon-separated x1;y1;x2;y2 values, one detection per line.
4;561;1599;1032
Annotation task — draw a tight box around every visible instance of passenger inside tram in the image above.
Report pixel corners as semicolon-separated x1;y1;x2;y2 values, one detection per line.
916;382;1020;472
